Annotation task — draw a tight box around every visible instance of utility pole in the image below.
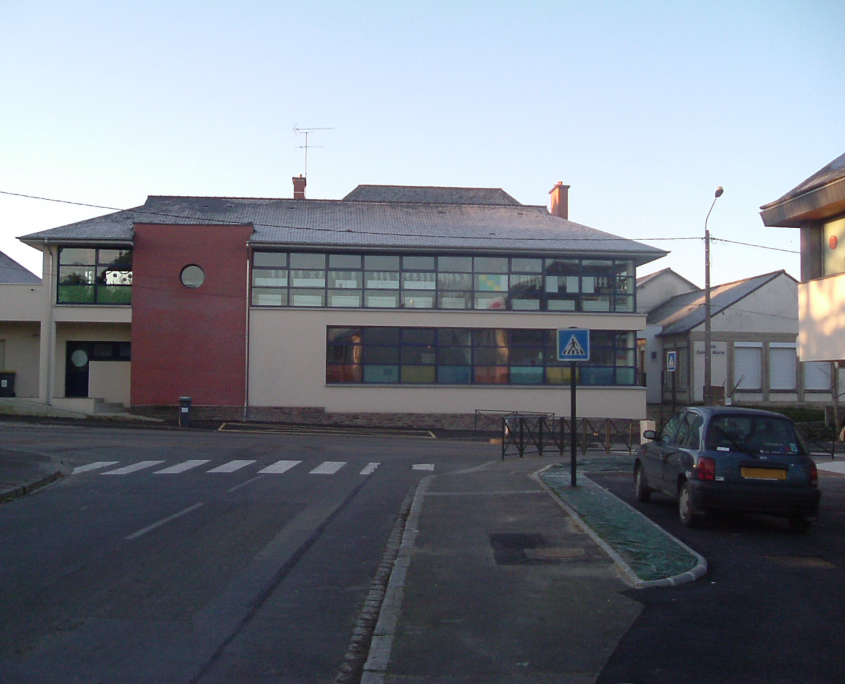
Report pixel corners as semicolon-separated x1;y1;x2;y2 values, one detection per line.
703;186;724;405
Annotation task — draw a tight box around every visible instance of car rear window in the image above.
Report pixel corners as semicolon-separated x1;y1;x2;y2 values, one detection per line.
705;415;806;455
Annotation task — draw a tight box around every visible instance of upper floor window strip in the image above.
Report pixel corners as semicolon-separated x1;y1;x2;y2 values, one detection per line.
252;251;636;313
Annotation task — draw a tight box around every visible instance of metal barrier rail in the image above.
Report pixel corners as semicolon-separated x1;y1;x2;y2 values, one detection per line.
475;409;555;433
796;423;838;458
502;416;638;460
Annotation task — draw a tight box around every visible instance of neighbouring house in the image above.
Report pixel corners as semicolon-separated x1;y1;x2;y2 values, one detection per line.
637;268;836;407
0;251;42;399
1;179;667;427
760;153;845;377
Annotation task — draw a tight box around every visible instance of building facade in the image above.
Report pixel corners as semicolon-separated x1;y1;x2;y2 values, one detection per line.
637;269;836;408
7;181;666;427
761;152;845;367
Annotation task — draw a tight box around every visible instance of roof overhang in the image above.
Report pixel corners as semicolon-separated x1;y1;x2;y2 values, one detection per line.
760;176;845;227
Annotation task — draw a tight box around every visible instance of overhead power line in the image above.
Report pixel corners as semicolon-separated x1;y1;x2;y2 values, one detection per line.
0;189;798;253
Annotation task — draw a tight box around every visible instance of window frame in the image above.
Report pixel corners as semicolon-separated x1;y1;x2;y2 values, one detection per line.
253;250;637;313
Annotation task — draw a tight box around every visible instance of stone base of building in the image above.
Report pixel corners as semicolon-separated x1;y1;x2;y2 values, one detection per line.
130;405;486;431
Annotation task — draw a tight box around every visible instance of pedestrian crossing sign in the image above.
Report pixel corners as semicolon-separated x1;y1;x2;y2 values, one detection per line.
557;329;590;361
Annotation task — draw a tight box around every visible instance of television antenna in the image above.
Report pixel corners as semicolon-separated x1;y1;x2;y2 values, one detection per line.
293;125;333;177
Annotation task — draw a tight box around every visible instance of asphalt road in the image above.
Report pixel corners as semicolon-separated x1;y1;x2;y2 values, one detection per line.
592;468;845;684
0;423;497;684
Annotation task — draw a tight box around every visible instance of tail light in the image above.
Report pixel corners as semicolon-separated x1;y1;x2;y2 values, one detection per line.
810;463;818;486
697;456;716;481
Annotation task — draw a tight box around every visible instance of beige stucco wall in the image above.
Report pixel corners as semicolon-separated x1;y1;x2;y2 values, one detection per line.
0;283;46;321
54;323;132;399
0;322;41;397
89;361;131;406
798;274;845;362
248;308;647;419
712;274;798;335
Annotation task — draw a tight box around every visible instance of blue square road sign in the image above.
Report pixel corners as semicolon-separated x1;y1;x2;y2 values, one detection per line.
557;329;590;361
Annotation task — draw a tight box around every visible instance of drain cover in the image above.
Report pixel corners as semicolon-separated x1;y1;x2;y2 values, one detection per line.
764;556;836;569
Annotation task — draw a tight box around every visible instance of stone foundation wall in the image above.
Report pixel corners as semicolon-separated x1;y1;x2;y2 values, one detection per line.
130;405;483;431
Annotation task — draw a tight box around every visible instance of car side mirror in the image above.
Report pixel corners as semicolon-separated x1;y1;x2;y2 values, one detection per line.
642;429;656;441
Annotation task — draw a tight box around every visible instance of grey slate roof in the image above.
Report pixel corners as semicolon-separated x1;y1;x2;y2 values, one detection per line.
343;185;521;205
761;152;845;208
0;250;40;284
19;189;666;264
648;270;792;335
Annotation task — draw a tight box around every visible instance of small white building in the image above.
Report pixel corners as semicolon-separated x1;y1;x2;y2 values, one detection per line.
637;269;836;408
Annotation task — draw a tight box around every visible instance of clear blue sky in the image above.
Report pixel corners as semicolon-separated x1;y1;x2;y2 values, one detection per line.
1;1;843;288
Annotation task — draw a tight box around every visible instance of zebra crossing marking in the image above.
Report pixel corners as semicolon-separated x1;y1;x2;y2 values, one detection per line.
72;461;119;475
155;460;211;474
102;461;165;475
310;461;346;475
207;460;257;473
258;460;301;474
72;458;416;478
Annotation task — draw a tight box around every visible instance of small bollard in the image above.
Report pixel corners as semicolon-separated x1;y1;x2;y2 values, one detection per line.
178;396;192;428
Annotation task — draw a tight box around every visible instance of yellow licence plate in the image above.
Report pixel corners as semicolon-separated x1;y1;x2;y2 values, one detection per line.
742;467;787;480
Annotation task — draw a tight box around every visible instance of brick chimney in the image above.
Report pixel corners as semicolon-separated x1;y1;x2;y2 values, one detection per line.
549;182;570;219
293;175;307;200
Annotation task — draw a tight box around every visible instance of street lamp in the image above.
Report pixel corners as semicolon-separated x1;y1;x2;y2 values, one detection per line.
704;186;724;405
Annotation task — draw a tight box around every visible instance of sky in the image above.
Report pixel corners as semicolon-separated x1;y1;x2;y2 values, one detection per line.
1;0;843;288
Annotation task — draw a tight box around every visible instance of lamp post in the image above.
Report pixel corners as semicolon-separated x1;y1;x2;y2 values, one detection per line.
703;186;724;405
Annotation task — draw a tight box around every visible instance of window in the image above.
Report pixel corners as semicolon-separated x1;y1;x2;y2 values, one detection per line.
769;344;797;391
804;361;832;392
326;327;638;386
734;344;762;391
675;412;702;449
58;247;133;305
659;412;684;444
253;251;637;312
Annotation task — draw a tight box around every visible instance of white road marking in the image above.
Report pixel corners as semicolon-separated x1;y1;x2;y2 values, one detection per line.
226;475;266;493
360;462;380;476
818;461;845;474
310;461;346;475
258;460;302;474
102;461;165;475
412;463;435;471
124;503;204;541
154;460;211;474
207;460;256;473
72;461;119;474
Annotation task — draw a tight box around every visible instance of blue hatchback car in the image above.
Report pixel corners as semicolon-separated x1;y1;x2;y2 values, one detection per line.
635;407;821;531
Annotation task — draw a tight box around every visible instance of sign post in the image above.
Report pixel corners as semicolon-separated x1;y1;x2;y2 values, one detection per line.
557;329;590;487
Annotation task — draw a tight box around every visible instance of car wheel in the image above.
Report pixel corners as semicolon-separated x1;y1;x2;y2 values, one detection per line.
634;464;651;503
788;513;812;533
678;481;698;527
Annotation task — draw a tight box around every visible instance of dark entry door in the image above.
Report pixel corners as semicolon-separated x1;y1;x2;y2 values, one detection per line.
65;342;90;398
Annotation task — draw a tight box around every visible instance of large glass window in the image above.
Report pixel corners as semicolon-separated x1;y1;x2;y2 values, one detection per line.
326;326;637;386
253;251;637;312
58;247;133;305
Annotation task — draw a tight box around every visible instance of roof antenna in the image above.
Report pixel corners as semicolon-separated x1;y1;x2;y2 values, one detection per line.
293;125;334;178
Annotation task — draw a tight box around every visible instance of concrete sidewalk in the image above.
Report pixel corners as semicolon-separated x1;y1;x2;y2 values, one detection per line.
360;457;704;684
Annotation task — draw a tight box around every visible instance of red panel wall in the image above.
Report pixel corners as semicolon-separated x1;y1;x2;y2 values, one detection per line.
131;223;253;406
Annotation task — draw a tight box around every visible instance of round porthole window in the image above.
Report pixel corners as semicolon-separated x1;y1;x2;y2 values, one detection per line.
70;350;88;368
180;265;205;289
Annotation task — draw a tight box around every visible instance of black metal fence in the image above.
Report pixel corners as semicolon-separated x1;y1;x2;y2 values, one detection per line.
795;423;839;458
501;415;640;460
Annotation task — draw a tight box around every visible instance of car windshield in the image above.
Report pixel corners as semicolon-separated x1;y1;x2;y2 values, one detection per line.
704;415;808;455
